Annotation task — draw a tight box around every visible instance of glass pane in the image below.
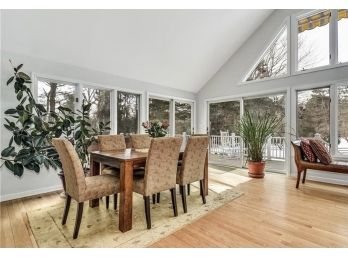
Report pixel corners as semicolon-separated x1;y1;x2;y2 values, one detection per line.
297;88;330;142
244;94;286;171
37;80;75;120
82;87;111;132
117;91;140;134
297;10;330;71
338;10;348;64
175;102;192;135
209;101;240;135
338;85;348;155
149;98;170;124
246;27;287;81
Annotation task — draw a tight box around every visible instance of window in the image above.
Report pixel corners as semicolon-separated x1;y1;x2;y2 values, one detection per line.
245;26;287;82
149;98;170;125
117;91;140;134
338;9;348;64
297;10;331;71
37;79;76;120
209;101;240;135
82;87;111;132
297;87;330;142
338;85;348;155
175;102;192;135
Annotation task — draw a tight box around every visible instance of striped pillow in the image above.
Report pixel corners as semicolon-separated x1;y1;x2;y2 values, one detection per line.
300;139;317;162
309;139;332;165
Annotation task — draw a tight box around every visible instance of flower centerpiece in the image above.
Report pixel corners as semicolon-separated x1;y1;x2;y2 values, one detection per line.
142;120;169;138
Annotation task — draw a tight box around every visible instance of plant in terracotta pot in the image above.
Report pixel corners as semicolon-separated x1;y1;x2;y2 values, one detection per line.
237;111;282;178
142;120;169;138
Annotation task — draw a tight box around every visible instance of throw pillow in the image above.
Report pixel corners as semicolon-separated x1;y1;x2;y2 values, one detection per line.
300;139;317;162
309;139;332;165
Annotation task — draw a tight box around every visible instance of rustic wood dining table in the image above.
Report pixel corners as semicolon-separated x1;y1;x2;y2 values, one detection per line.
88;148;208;232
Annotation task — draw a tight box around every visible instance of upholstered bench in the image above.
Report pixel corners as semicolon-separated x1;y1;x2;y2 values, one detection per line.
291;141;348;188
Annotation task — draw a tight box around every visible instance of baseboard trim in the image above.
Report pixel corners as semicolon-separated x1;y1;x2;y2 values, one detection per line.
0;184;62;202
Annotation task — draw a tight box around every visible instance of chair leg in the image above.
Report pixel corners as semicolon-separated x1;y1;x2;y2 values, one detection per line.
144;196;151;229
302;169;307;184
73;202;84;239
62;194;71;225
187;184;191;195
179;185;183;195
296;170;302;189
180;185;187;213
200;180;206;204
157;193;160;203
106;196;109;209
113;194;118;210
152;194;156;204
170;188;178;217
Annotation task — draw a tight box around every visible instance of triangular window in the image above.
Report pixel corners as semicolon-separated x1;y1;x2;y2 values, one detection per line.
244;26;288;82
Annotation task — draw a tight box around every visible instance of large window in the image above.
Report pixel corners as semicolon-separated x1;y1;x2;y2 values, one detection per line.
82;87;111;132
175;102;192;135
338;85;348;155
117;91;140;134
149;98;170;124
338;9;348;64
297;87;330;142
246;26;287;82
297;10;331;71
209;101;240;135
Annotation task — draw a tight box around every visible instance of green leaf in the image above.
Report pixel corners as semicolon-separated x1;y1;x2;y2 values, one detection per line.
1;146;15;157
4;109;17;115
74;130;82;140
5;161;14;172
36;104;47;113
13;163;24;177
17;90;23;100
7;76;14;85
9;137;14;147
16;64;23;71
18;72;31;81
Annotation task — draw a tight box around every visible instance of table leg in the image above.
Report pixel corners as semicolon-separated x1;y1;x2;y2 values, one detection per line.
204;150;208;196
89;157;100;208
119;160;134;232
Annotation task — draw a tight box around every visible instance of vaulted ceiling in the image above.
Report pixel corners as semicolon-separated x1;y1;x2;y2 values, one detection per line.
1;9;273;93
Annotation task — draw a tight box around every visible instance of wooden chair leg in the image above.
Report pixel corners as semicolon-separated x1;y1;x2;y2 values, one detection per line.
187;184;191;195
73;202;84;239
106;196;109;209
296;170;302;189
152;194;156;204
200;180;206;204
62;194;71;225
302;169;307;184
113;194;118;210
157;193;160;203
144;196;151;229
180;185;187;213
170;188;178;217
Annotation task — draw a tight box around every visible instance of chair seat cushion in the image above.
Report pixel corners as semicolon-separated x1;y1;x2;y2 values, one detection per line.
101;167;120;176
80;174;120;202
133;176;145;195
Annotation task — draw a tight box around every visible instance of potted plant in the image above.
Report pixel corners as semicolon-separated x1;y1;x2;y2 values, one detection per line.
142;120;169;138
237;111;282;178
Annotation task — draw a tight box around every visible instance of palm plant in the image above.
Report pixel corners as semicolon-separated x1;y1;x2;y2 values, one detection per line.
237;111;282;162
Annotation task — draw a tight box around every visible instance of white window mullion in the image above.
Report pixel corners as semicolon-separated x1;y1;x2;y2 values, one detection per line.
330;85;338;155
170;99;175;136
330;9;338;65
111;90;117;134
75;83;83;113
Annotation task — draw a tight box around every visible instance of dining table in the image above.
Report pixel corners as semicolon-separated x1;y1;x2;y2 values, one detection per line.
88;148;208;232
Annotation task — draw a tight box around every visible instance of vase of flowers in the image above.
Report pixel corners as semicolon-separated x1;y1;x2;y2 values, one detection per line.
142;120;169;138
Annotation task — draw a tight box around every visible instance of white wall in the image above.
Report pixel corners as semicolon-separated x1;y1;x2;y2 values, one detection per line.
197;9;348;185
0;51;196;201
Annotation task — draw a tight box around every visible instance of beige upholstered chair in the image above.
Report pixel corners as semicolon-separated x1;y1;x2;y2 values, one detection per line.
133;137;183;229
52;138;120;239
177;136;209;213
130;134;151;150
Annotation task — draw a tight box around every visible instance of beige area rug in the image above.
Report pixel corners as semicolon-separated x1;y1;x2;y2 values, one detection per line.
27;168;248;248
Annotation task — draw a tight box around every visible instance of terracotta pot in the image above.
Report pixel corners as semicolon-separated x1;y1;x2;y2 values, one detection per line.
247;161;265;178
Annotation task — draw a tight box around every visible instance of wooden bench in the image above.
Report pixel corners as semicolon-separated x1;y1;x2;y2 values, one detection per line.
291;141;348;188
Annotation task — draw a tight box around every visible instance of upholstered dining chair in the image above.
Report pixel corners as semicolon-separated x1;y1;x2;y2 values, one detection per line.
133;137;183;229
52;138;120;239
177;136;209;213
130;134;151;150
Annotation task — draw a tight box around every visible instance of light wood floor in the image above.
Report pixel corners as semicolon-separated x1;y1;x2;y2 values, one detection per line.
1;171;348;248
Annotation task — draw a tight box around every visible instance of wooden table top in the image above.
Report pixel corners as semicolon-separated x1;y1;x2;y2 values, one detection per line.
90;149;149;161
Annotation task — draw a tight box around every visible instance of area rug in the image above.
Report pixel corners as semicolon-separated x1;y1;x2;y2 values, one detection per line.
27;171;245;248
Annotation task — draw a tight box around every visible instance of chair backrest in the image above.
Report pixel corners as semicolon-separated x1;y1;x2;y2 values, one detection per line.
98;134;126;151
144;137;183;196
179;136;209;185
130;134;151;150
52;139;86;200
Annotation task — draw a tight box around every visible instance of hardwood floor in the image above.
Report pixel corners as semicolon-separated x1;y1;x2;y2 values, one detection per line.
1;171;348;247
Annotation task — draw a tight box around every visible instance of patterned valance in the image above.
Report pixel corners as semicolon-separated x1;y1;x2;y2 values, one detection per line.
298;9;348;33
